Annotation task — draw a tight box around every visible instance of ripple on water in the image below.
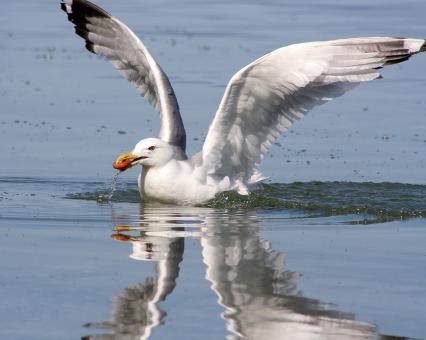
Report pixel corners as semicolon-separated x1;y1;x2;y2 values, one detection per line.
65;179;426;221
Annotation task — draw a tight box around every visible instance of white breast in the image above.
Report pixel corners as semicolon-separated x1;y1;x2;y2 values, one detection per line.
138;160;220;205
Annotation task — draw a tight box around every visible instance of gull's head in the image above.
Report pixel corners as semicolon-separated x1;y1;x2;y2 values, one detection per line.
112;138;174;171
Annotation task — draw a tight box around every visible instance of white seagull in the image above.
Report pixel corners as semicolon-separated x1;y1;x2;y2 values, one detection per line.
61;0;425;205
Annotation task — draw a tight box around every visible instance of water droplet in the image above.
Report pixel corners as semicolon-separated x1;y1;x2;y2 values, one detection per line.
97;172;121;203
107;172;120;201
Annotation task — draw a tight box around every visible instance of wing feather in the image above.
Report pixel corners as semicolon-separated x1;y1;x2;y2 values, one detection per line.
201;37;425;182
61;0;186;150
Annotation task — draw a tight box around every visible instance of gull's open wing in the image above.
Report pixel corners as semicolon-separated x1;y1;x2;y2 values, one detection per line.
61;0;186;151
201;37;425;181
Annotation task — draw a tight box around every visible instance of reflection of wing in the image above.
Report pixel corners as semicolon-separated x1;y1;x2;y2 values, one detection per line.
83;236;184;340
83;277;160;340
200;212;405;339
61;0;186;150
200;38;425;181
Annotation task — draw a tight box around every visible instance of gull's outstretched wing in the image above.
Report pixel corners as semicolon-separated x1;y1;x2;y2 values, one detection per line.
61;0;186;151
201;37;425;181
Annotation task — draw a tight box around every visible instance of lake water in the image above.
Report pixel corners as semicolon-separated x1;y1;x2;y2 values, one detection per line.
1;0;425;339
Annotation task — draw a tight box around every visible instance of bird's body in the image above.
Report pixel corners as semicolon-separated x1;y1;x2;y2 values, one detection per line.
132;138;260;204
61;0;426;205
140;159;263;204
139;161;215;205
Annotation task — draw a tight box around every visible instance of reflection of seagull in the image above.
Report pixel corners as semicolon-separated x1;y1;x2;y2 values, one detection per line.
200;212;409;340
61;0;426;204
83;235;184;340
88;207;410;339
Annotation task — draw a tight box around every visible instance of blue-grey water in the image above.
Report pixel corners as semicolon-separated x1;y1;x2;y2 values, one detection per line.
1;0;426;339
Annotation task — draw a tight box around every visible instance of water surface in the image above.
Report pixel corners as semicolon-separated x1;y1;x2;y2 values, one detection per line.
1;178;426;339
1;0;426;339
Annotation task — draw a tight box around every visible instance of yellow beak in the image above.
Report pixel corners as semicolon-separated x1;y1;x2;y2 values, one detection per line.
112;152;139;171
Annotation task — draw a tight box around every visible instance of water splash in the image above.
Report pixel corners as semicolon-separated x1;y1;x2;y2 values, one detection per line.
96;172;121;203
66;180;426;221
204;182;426;220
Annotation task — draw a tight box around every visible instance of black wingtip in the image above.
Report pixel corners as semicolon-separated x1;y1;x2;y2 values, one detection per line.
73;0;111;18
85;41;96;54
74;26;89;40
384;55;411;66
61;0;113;55
421;40;426;52
60;0;112;20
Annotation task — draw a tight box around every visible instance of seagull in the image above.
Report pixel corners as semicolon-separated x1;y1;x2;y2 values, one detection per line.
61;0;425;205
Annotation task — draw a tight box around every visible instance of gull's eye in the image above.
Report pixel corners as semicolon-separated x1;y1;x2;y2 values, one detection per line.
148;145;156;151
